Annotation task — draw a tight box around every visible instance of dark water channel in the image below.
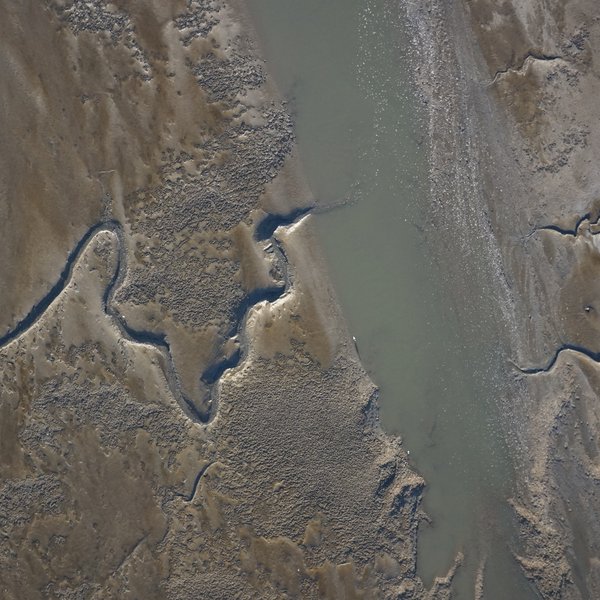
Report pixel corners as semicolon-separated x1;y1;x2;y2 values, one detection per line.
248;1;537;598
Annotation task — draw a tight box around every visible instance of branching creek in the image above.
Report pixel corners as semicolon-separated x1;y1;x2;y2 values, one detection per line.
490;51;563;84
526;212;600;239
515;214;600;375
0;208;310;426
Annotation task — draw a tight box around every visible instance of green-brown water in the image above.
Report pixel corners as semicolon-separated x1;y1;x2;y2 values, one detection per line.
248;1;537;597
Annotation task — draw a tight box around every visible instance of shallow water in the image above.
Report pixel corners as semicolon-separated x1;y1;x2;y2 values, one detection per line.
248;1;537;597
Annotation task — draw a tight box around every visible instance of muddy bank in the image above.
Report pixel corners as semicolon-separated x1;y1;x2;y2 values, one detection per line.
406;0;600;597
0;1;444;598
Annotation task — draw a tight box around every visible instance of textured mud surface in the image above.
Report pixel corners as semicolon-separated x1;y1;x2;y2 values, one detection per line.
0;1;449;598
406;0;600;597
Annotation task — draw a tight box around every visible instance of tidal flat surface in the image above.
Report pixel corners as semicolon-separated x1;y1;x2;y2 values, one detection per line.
248;1;536;597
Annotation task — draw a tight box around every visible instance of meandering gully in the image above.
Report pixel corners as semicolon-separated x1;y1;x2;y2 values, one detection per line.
0;209;311;425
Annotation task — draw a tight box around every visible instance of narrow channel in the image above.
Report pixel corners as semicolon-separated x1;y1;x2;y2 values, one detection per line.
248;1;536;598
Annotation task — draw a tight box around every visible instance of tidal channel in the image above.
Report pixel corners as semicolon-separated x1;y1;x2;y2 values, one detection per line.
248;2;537;597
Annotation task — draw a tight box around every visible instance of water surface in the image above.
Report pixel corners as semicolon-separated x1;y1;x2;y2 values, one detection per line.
248;1;536;597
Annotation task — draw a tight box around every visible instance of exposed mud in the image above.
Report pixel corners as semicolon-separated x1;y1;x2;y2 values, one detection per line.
0;1;435;598
405;0;600;597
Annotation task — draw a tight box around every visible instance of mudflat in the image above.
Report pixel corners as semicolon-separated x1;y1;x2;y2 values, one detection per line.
2;0;596;598
405;0;600;597
0;1;430;598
